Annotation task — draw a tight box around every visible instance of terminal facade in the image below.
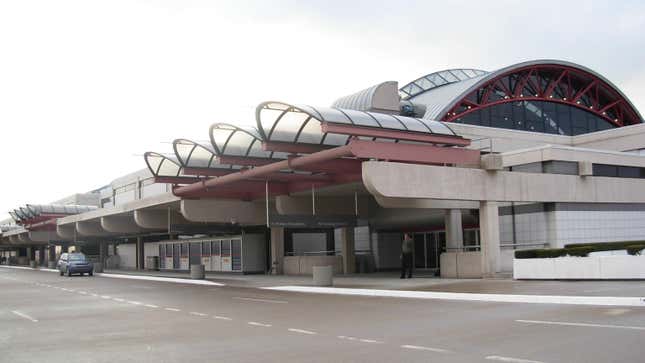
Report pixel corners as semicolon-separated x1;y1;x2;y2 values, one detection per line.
2;59;645;278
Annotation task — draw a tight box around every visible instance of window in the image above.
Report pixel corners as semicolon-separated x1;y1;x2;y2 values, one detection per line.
454;101;617;136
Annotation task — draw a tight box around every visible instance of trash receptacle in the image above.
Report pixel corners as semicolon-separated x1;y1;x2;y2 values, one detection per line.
312;265;333;286
145;256;159;271
29;260;37;268
47;261;56;269
93;262;104;273
190;264;205;279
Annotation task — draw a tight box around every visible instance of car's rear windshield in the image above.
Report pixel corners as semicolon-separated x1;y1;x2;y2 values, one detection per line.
69;254;87;261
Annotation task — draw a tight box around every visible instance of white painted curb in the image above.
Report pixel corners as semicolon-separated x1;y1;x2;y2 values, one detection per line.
95;273;225;286
0;265;225;286
262;286;645;307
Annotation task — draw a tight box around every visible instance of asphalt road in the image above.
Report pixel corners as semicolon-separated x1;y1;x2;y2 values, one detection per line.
1;268;644;363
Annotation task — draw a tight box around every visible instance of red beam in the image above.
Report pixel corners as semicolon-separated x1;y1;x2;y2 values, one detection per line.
544;70;568;98
174;145;354;196
349;139;480;165
571;79;597;103
182;167;236;177
262;141;333;154
217;155;276;167
320;122;471;147
154;176;203;184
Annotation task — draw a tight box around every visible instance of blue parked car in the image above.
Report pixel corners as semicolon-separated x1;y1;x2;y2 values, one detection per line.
57;253;94;277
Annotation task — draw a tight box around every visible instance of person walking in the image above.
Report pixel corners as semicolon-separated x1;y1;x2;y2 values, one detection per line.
400;233;413;279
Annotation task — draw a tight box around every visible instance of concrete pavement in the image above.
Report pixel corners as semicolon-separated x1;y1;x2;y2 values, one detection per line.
1;267;644;362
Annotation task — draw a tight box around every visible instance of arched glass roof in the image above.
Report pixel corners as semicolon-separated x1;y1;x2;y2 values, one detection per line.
26;204;97;215
210;123;287;159
172;139;237;169
256;101;457;146
144;152;186;178
331;81;399;112
400;69;488;100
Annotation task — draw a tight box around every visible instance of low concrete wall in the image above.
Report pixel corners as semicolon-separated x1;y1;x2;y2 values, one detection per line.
283;256;343;275
514;255;645;279
440;252;482;278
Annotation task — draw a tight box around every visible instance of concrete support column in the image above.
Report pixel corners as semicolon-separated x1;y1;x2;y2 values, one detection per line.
39;246;46;266
49;245;56;261
61;245;69;253
445;209;464;251
26;247;34;263
136;237;144;270
479;201;501;277
270;227;284;275
99;241;107;264
339;227;355;274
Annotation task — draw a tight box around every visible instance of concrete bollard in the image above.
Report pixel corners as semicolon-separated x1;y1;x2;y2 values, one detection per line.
48;261;56;269
190;264;205;280
312;265;333;287
93;262;104;273
29;260;37;268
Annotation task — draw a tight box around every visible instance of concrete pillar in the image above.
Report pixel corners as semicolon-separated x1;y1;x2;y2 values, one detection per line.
39;246;46;266
26;247;34;263
445;209;464;251
136;237;144;270
479;201;501;277
339;227;355;274
99;241;107;264
270;227;284;275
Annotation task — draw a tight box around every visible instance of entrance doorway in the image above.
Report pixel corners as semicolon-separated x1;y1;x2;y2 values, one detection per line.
413;232;446;271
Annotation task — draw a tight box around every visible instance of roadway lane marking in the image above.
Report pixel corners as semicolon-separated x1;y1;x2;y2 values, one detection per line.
232;297;288;304
101;295;112;299
516;319;645;331
338;335;358;341
605;308;630;316
213;315;232;321
90;293;99;297
485;355;545;363
248;321;272;327
263;286;645;307
401;345;452;353
113;298;125;302
288;328;317;335
12;310;38;323
127;301;143;305
189;312;207;317
78;291;87;295
144;304;159;308
359;339;382;344
165;307;181;312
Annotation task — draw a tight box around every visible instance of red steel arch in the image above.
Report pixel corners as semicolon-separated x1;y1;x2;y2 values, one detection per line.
442;63;641;127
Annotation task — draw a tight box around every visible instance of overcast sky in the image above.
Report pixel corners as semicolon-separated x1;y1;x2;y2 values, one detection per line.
1;0;644;220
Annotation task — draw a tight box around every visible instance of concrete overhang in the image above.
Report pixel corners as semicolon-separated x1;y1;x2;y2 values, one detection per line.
573;123;645;151
275;195;371;217
363;161;645;203
180;199;267;225
57;193;180;226
373;195;479;209
495;144;645;169
28;231;54;243
56;224;76;240
133;209;189;229
76;220;111;237
101;214;148;234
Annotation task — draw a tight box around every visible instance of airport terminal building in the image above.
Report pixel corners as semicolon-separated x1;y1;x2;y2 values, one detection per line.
3;59;645;278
